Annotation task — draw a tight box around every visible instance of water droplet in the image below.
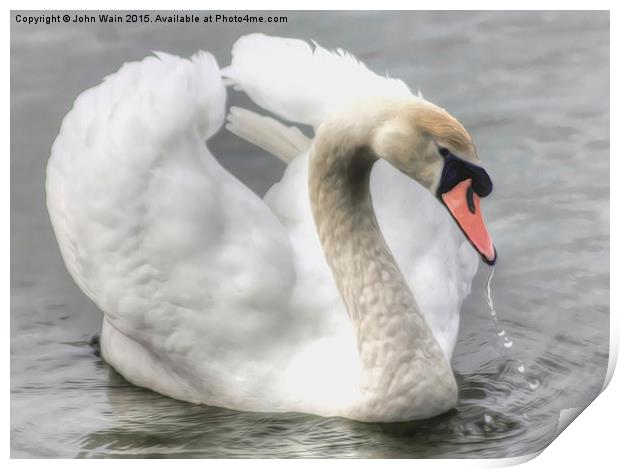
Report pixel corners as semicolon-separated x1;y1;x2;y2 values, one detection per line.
490;310;496;317
498;329;505;337
523;412;529;420
517;365;525;373
528;379;540;390
484;414;493;425
503;340;513;348
485;267;495;310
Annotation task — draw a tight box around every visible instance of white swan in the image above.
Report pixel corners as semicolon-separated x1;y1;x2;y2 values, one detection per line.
46;34;496;422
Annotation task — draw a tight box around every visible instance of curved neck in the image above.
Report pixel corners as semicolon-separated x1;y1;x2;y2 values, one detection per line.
309;133;456;420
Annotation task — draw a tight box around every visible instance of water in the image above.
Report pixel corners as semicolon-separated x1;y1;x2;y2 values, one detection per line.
11;11;609;458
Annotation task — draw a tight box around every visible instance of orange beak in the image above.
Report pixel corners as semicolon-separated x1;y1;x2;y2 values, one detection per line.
441;178;496;265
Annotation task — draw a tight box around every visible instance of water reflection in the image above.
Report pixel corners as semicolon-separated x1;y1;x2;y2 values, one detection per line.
73;344;551;458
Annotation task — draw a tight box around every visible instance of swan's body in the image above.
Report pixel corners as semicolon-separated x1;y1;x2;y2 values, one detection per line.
46;35;493;421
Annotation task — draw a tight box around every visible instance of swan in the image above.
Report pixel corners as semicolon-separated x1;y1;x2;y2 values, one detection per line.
46;34;495;422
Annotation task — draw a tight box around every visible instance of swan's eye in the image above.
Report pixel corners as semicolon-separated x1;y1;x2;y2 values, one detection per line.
438;147;450;158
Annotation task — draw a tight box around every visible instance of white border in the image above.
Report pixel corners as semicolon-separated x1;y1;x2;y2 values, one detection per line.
5;1;615;466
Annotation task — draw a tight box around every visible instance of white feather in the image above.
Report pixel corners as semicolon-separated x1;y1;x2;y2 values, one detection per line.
225;106;311;163
221;33;412;127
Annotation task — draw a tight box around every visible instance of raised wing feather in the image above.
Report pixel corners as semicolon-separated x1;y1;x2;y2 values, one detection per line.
221;33;413;127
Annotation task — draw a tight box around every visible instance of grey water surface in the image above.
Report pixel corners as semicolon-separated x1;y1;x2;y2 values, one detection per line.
11;11;609;458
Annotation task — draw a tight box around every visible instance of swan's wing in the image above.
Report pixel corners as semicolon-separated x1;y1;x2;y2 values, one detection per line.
46;52;299;396
226;106;311;163
221;33;413;127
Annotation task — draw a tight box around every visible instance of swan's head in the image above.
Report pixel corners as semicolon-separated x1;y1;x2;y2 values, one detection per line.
371;98;496;265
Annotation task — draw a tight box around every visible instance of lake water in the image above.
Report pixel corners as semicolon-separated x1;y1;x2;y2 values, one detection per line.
10;11;609;458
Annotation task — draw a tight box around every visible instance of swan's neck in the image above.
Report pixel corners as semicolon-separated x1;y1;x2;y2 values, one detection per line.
309;134;457;420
